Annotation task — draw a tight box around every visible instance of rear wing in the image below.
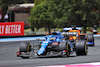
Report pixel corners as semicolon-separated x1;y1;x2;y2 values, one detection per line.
75;27;82;30
63;27;72;31
63;27;82;31
62;32;78;36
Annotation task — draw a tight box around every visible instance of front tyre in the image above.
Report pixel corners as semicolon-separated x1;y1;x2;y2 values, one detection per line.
20;42;32;52
75;40;88;56
19;42;32;59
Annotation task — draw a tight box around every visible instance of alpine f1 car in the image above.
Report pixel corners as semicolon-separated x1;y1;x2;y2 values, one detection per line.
17;31;88;59
63;26;95;46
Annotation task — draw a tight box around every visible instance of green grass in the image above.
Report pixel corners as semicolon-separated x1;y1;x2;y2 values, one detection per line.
24;27;100;35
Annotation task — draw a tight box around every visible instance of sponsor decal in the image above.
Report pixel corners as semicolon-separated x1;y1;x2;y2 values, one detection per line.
43;41;48;43
52;42;59;45
0;22;24;36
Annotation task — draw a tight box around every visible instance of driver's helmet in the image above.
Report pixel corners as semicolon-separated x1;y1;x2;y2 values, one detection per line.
52;32;57;35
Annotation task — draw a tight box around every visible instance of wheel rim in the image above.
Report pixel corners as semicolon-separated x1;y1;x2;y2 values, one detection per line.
27;44;31;52
87;37;88;42
85;42;88;54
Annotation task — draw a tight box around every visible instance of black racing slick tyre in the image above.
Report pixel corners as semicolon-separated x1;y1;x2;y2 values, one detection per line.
20;42;32;52
19;42;32;59
75;40;88;56
87;34;94;46
59;42;70;57
87;34;94;42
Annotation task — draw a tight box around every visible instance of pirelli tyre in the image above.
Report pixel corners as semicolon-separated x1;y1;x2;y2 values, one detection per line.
75;40;88;56
19;42;32;59
59;42;70;57
87;34;94;46
87;34;94;42
20;42;32;52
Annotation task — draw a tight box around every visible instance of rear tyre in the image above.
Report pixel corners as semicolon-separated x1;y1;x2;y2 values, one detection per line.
75;40;88;56
87;34;94;46
59;42;70;57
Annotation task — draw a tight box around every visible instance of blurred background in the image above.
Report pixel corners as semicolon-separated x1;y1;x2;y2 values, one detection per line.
0;0;100;35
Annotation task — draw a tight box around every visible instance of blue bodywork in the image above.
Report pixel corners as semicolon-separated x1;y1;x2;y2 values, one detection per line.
87;42;94;45
37;31;64;55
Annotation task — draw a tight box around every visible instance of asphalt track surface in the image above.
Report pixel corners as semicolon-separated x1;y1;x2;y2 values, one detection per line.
0;37;100;67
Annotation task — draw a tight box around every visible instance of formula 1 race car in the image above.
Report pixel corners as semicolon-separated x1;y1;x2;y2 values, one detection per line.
17;31;88;59
63;26;95;46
